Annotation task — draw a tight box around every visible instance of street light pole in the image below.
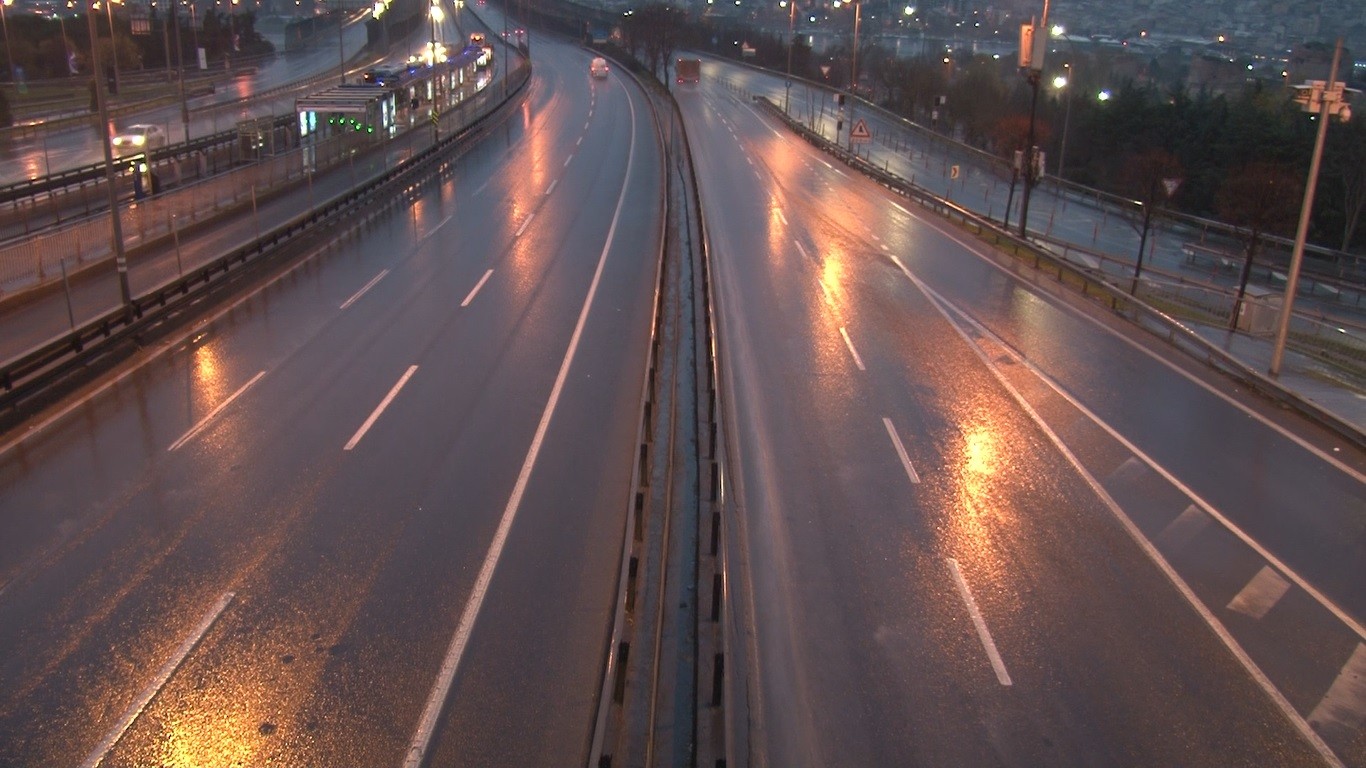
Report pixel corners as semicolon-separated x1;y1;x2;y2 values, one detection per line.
1269;38;1348;377
86;0;131;313
1;0;16;85
187;0;199;69
337;0;346;83
1054;66;1072;179
1017;0;1049;238
783;0;795;114
102;0;121;96
847;0;860;152
59;12;72;77
429;0;441;143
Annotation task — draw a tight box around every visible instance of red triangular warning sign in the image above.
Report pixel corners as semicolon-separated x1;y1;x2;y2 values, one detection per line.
850;118;871;140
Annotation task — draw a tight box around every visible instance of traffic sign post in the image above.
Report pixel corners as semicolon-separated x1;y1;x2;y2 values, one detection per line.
850;118;871;145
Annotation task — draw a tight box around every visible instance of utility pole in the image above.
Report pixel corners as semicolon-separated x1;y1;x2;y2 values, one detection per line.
1016;0;1049;238
847;0;860;152
172;0;189;141
87;1;132;314
783;0;795;114
1270;38;1352;376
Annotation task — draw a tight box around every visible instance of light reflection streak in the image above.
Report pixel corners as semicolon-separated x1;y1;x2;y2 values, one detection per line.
153;687;259;768
192;344;226;406
946;412;1011;582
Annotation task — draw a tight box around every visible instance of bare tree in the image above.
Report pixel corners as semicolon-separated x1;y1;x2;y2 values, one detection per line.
1323;116;1366;253
1215;162;1303;330
1118;148;1183;291
623;3;685;83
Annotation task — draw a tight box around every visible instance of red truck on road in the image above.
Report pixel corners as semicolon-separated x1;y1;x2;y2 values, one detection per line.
676;58;701;84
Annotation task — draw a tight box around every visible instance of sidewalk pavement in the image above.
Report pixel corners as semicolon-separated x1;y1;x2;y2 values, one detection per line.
1188;322;1366;439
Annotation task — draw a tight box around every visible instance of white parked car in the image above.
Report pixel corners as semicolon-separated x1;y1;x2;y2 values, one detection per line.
111;124;167;155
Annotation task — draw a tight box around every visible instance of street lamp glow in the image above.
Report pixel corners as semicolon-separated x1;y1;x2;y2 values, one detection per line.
903;5;915;15
1097;89;1112;101
1052;74;1067;89
1050;24;1064;37
429;4;443;22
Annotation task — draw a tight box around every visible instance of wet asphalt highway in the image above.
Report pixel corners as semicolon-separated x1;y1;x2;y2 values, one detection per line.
683;61;1366;767
2;32;1365;768
0;35;662;768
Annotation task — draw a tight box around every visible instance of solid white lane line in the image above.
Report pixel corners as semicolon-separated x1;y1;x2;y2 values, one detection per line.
344;365;418;451
168;371;266;451
897;254;1366;640
1154;504;1211;552
461;269;494;307
1227;566;1292;620
899;206;1363;484
818;279;837;309
899;262;1345;767
1309;643;1366;740
882;417;921;484
423;214;453;240
80;592;235;768
402;83;642;768
946;558;1012;686
794;241;809;260
546;179;558;196
775;208;788;227
515;213;536;237
839;327;866;371
340;269;390;310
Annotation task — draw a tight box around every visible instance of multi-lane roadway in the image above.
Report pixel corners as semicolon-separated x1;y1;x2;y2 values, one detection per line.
0;33;662;767
684;61;1365;767
1;21;1364;768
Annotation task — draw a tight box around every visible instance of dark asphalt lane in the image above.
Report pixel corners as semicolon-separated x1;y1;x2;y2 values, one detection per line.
0;36;662;768
681;77;1363;766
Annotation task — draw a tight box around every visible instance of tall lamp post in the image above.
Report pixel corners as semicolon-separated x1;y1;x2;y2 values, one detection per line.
1;0;16;85
59;9;72;77
99;0;121;96
1016;0;1050;238
429;0;442;143
782;0;795;114
847;0;860;151
337;0;346;83
86;0;131;312
171;0;189;140
1269;38;1352;377
1052;67;1071;179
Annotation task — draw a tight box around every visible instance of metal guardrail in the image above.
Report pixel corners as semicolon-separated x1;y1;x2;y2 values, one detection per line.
0;62;532;410
754;95;1366;448
0;115;293;210
0;60;361;208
